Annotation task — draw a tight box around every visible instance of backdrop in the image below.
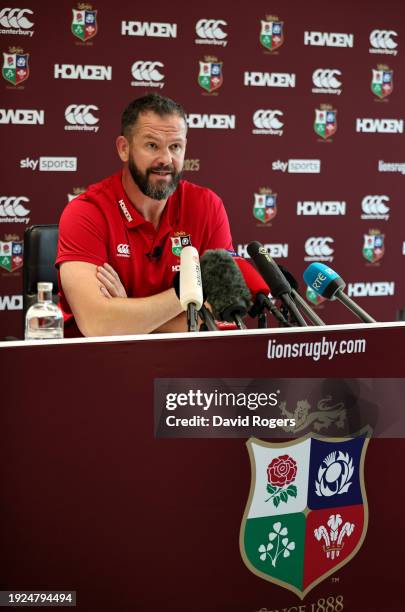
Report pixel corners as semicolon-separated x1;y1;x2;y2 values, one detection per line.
1;0;404;337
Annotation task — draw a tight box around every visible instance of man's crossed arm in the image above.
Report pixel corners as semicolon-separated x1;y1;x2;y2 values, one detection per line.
60;261;187;337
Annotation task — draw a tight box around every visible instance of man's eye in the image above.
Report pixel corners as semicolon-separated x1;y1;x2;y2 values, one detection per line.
170;144;181;152
147;143;157;149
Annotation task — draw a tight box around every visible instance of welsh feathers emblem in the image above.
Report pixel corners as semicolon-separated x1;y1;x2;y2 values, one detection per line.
240;434;369;598
314;108;337;140
2;49;29;86
198;59;223;93
363;232;385;263
71;5;98;41
371;67;393;99
260;19;284;52
253;193;277;224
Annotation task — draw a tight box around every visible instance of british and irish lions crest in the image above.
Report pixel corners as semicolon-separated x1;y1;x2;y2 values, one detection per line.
260;16;284;52
170;233;191;257
363;230;384;263
240;433;369;598
71;3;98;42
253;189;277;224
198;56;223;93
314;105;337;140
371;65;393;100
2;46;29;86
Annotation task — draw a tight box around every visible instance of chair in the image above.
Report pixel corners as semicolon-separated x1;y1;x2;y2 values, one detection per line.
23;225;59;327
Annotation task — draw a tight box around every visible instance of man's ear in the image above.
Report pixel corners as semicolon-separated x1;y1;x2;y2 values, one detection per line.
116;135;129;162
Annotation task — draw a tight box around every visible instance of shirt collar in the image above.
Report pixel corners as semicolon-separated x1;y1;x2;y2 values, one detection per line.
111;170;181;234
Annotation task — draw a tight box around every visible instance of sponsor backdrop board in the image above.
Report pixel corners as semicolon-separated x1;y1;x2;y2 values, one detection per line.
1;0;405;336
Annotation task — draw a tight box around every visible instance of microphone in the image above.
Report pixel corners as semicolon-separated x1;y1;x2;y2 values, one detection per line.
232;256;291;327
303;262;377;323
146;246;163;260
200;249;251;330
179;246;203;332
173;263;217;332
274;262;325;326
247;241;308;327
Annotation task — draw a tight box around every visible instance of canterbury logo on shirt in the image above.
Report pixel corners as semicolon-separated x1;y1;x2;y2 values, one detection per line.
116;243;131;257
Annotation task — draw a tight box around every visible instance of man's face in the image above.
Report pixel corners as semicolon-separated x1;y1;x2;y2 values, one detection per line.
127;111;187;201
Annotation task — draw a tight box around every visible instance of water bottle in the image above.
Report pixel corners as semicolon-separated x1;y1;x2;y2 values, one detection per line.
25;282;64;340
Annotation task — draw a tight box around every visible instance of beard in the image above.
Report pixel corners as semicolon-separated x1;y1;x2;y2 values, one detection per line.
128;154;182;201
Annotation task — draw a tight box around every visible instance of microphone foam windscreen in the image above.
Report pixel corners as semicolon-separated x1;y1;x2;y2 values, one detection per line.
200;249;251;320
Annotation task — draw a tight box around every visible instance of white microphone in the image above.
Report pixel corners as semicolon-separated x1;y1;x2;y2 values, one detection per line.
180;246;203;331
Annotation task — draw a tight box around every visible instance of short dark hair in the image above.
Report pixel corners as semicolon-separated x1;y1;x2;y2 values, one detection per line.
121;93;187;139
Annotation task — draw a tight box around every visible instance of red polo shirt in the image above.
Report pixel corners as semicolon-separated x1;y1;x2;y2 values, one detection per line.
56;170;233;335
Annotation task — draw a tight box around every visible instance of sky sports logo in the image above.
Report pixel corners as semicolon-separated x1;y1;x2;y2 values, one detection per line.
267;337;366;361
20;157;77;171
272;159;321;173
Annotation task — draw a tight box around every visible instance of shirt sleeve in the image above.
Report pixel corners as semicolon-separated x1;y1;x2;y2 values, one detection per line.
203;191;234;252
56;196;108;268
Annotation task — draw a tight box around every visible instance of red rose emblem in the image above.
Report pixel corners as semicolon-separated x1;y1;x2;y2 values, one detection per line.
267;454;297;487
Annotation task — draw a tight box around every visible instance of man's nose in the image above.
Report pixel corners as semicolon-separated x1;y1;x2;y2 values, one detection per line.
156;147;172;166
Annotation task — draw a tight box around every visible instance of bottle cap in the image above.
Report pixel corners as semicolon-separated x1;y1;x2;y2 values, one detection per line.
37;282;53;292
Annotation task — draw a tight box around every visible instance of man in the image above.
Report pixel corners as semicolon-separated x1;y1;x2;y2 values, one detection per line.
56;94;234;337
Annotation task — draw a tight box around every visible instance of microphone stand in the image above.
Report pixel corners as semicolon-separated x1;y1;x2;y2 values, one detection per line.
187;304;199;332
291;289;325;325
198;305;217;331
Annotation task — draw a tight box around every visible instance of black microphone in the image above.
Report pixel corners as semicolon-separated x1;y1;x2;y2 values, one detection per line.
232;256;291;327
247;241;308;327
276;263;325;326
146;246;163;260
200;249;251;330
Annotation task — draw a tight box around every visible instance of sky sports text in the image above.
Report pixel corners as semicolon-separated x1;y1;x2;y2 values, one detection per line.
267;337;366;361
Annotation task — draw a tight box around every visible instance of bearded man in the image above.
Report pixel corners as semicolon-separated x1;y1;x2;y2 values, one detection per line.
56;94;234;336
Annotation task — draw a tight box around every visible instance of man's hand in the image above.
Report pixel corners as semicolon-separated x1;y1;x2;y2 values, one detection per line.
60;260;186;336
97;263;127;298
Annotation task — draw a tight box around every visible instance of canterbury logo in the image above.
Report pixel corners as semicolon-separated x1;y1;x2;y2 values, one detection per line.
369;30;398;49
305;237;334;257
0;196;30;216
65;104;99;125
253;110;283;129
117;243;130;256
131;61;164;81
361;195;390;214
0;7;34;28
312;69;342;88
195;19;227;40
